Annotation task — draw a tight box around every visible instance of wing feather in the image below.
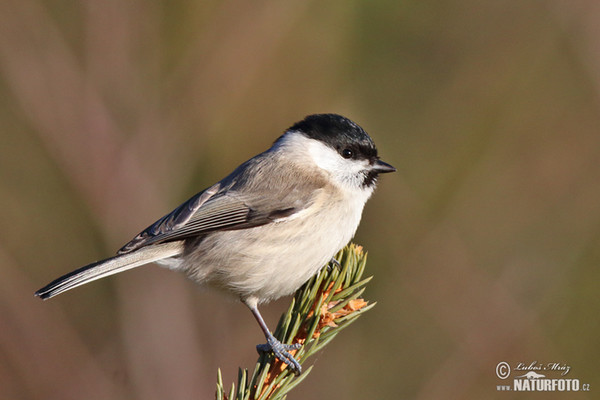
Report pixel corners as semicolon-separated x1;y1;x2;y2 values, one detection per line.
117;188;314;254
118;155;327;255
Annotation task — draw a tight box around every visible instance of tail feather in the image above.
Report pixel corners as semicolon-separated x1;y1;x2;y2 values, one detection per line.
35;241;184;300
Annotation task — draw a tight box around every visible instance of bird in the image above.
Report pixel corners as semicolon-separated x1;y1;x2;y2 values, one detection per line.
35;113;395;375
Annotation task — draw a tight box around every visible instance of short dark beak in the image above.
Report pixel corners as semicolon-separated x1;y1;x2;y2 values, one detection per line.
372;159;396;173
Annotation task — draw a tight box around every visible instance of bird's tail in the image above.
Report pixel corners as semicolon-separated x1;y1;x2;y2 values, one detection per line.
35;241;184;300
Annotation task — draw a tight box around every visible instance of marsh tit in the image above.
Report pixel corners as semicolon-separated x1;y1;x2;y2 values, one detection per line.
35;113;395;375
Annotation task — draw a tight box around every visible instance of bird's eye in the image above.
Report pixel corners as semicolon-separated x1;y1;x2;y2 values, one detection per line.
342;148;353;159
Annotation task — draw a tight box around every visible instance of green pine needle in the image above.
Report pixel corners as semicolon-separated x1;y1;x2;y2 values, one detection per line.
215;243;375;400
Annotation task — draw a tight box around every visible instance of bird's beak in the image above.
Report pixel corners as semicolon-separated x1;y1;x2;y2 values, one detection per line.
372;159;396;174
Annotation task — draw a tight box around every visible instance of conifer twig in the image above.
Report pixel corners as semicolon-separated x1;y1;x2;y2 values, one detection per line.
216;243;375;400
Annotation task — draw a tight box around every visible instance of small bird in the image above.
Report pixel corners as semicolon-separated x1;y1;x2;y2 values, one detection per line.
35;113;395;375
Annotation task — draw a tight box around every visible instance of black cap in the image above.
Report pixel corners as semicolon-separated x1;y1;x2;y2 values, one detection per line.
289;114;378;161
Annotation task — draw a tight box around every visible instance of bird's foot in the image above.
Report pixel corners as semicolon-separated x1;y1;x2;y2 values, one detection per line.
326;257;341;271
257;335;302;375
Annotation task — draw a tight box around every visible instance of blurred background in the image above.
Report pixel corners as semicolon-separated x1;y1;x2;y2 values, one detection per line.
1;1;599;399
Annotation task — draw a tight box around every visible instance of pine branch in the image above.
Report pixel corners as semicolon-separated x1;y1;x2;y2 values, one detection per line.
216;243;376;400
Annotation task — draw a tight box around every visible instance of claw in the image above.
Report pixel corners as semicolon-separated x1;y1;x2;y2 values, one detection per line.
257;336;302;375
327;257;341;271
246;300;303;375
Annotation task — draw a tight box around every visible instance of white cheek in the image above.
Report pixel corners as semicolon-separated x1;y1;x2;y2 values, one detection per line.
306;140;371;189
275;131;374;194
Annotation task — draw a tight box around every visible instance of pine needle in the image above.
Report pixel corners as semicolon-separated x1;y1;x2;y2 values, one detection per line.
215;243;376;400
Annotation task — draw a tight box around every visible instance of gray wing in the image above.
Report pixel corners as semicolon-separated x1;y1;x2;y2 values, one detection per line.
118;177;322;254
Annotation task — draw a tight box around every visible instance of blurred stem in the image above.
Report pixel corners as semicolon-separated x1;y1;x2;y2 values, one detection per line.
216;243;375;400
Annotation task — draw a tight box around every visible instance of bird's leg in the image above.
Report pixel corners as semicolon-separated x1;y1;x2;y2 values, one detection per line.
245;300;302;375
